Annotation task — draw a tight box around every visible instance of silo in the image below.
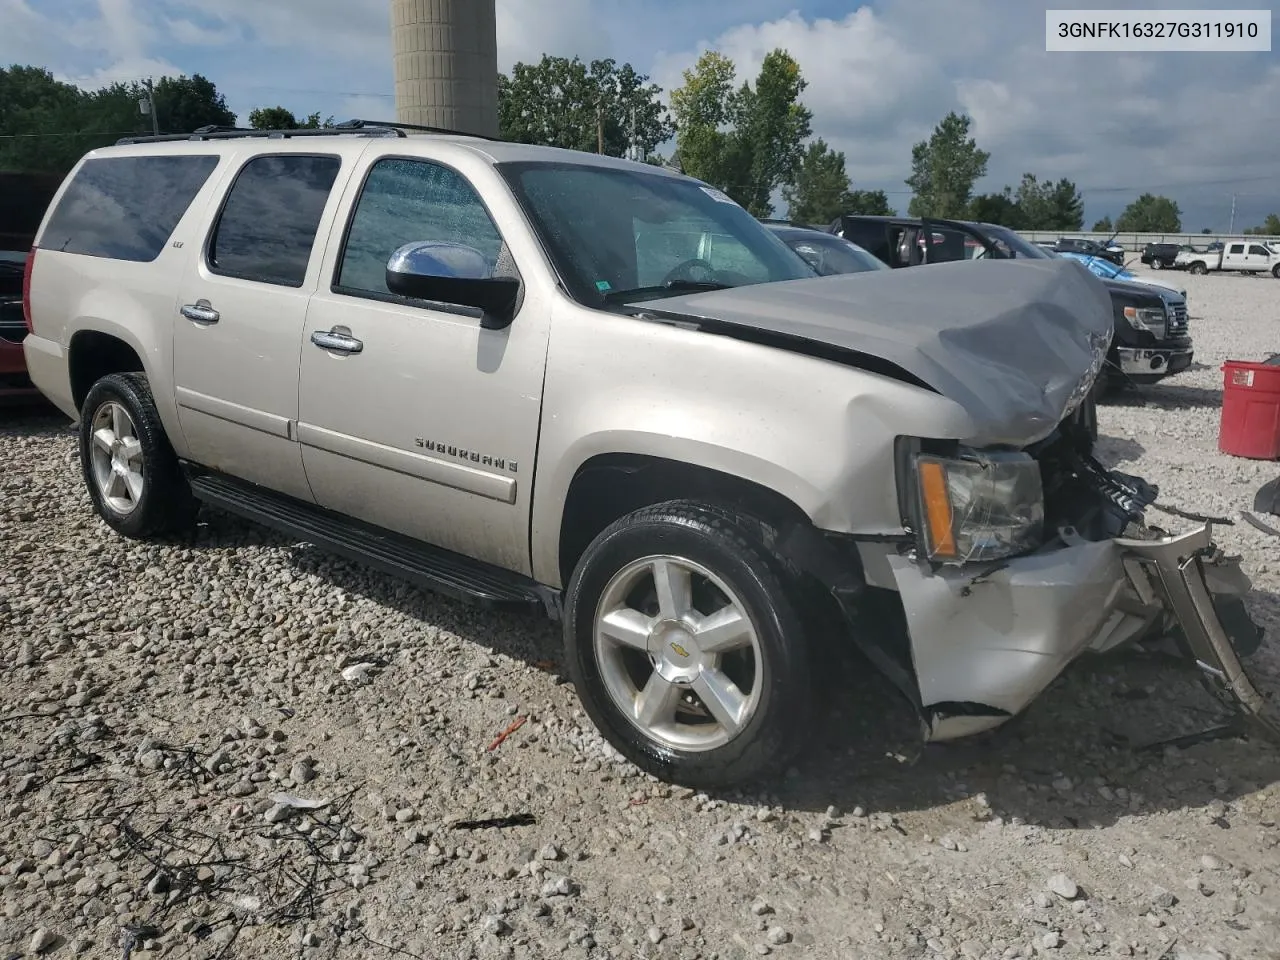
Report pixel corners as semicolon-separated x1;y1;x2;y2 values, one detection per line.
391;0;499;138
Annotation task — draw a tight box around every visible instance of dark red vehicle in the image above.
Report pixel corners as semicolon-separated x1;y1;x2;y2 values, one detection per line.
1;171;64;400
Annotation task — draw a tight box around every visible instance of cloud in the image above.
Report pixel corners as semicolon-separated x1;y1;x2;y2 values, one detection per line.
496;0;611;71
2;0;1277;230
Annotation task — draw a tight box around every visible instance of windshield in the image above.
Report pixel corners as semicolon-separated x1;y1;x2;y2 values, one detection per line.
778;232;889;275
496;161;815;305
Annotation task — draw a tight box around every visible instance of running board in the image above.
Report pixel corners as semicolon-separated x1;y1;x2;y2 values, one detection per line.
187;471;559;617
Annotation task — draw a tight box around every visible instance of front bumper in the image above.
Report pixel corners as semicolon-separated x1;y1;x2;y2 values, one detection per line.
883;523;1269;742
1116;345;1193;379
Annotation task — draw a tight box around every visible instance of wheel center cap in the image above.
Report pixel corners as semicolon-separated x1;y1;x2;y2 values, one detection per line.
649;620;700;683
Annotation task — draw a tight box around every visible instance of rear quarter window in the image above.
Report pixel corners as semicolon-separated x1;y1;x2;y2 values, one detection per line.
39;155;220;262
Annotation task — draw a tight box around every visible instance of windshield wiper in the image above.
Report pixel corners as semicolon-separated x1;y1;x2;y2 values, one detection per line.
604;280;732;302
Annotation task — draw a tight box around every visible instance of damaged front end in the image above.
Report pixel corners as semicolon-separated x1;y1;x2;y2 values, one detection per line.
788;417;1269;747
842;422;1275;746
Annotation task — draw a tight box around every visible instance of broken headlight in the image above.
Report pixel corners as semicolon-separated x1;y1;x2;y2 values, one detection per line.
913;449;1044;564
1122;305;1166;339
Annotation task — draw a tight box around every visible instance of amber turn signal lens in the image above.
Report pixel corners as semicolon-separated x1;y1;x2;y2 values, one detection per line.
917;460;956;559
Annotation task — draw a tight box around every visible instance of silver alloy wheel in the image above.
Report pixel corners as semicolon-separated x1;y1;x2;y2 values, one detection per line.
593;554;764;752
89;401;145;516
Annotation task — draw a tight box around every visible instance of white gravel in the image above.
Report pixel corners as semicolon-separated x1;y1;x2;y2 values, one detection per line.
2;265;1278;960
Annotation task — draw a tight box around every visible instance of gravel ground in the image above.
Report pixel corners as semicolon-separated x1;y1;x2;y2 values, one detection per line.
2;265;1280;960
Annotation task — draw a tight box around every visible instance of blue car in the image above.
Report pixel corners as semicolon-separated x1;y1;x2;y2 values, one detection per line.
1057;251;1187;300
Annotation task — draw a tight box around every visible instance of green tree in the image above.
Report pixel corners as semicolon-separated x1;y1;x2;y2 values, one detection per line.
1047;177;1084;230
905;112;989;219
1115;193;1181;232
150;74;236;133
845;189;895;217
1092;216;1114;232
1201;227;1212;234
671;50;812;217
730;50;812;216
1243;213;1280;235
783;139;852;224
498;55;674;158
668;51;742;193
1012;173;1052;229
969;187;1022;227
248;107;329;130
0;66;99;173
249;106;298;129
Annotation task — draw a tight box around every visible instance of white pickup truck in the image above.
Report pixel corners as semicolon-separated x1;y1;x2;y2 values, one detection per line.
1176;240;1280;277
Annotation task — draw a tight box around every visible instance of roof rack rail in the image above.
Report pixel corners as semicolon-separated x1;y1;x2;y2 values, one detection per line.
345;119;502;141
115;118;500;146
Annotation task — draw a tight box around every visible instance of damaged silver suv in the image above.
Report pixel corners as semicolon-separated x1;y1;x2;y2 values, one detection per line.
22;121;1271;787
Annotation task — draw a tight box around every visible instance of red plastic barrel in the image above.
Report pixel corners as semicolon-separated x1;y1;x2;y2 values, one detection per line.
1219;360;1280;459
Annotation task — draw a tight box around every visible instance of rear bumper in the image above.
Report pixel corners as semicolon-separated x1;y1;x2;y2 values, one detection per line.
21;333;76;417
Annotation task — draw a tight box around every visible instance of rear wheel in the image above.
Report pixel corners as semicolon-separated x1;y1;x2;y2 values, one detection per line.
1273;264;1280;279
1189;262;1208;275
564;501;812;788
79;373;197;540
1151;258;1164;270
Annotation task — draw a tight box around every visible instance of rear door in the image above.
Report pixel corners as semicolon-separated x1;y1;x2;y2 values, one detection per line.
172;147;351;501
1223;242;1247;270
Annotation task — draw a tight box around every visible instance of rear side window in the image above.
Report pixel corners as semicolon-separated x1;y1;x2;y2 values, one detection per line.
1228;243;1245;254
39;155;219;262
207;154;342;287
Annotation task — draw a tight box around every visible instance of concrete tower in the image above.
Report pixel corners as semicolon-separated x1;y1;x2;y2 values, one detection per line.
392;0;499;138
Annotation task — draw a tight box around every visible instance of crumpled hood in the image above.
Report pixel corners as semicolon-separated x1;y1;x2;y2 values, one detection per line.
633;257;1113;447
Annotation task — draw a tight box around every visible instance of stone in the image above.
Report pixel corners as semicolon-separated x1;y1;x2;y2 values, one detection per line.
766;927;791;946
30;928;56;953
1048;874;1080;900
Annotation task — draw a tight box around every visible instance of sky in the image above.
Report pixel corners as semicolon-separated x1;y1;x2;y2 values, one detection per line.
4;0;1278;232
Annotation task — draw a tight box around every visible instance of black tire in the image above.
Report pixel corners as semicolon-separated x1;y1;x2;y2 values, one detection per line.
79;372;197;540
1273;264;1280;279
1189;262;1207;275
564;500;812;789
1151;258;1163;270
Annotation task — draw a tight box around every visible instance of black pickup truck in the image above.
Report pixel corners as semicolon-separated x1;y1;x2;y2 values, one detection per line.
828;215;1193;399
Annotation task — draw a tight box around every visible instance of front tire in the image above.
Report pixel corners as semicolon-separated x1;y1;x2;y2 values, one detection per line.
564;501;812;789
1272;264;1280;279
79;372;197;540
1151;258;1163;270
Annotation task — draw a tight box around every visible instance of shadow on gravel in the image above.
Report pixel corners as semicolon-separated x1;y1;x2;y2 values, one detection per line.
0;398;71;436
1093;433;1146;465
755;608;1280;831
184;506;1280;837
1104;382;1222;411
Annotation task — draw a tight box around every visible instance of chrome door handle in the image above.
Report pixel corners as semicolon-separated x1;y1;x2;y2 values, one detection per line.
311;330;363;354
180;301;220;324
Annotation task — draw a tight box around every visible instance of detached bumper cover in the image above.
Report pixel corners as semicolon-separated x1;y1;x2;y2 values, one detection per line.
1117;525;1275;737
883;522;1271;742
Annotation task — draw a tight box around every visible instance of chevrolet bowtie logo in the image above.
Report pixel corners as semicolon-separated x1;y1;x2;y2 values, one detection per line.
669;642;690;659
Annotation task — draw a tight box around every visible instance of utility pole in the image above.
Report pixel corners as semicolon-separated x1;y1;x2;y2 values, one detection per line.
1229;193;1237;234
628;106;637;162
596;99;604;154
139;78;160;137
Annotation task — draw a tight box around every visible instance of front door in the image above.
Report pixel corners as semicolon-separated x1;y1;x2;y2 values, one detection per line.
172;150;346;501
296;155;552;575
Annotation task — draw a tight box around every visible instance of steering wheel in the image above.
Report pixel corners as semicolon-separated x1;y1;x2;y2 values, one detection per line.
662;258;717;287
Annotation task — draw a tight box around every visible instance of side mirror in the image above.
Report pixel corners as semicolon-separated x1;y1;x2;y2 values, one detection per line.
385;241;520;330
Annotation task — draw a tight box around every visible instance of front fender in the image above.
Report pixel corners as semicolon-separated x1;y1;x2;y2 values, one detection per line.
529;300;976;587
